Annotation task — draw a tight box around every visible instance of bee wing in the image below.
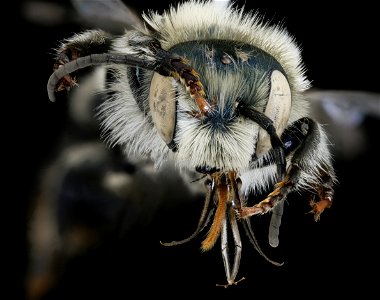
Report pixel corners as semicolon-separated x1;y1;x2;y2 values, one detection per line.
70;0;144;32
306;89;380;124
22;0;144;33
306;89;380;159
70;0;232;32
268;89;379;247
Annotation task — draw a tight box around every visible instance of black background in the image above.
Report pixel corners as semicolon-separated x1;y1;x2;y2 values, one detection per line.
10;0;379;298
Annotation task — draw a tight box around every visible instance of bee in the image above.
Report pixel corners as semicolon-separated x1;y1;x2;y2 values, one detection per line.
46;0;337;286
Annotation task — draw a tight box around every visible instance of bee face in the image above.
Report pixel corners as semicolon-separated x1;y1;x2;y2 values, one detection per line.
151;40;291;172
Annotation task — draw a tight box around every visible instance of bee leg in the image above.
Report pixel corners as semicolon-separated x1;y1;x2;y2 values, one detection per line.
238;171;297;218
51;30;161;92
238;117;336;221
283;117;335;221
216;205;245;288
160;178;215;246
307;169;334;221
53;30;113;91
238;105;286;178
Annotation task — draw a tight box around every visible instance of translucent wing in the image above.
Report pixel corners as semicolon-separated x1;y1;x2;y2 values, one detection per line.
21;0;144;33
306;89;380;159
306;89;380;125
70;0;144;32
70;0;231;30
268;88;379;247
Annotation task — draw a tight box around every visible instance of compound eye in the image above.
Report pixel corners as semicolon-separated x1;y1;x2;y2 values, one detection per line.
256;70;292;156
149;73;177;148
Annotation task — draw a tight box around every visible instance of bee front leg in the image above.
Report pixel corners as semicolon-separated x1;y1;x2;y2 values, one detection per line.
238;117;336;221
52;29;160;85
53;30;113;92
